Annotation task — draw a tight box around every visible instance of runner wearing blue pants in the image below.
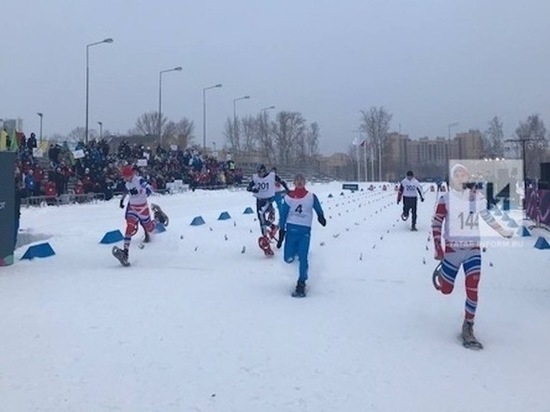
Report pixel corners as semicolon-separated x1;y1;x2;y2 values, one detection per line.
277;173;326;297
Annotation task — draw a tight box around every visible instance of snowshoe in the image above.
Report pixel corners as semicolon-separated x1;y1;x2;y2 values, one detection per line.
268;224;279;240
112;246;130;267
291;280;307;298
267;207;276;223
432;262;443;291
461;320;483;350
151;203;169;226
258;236;274;256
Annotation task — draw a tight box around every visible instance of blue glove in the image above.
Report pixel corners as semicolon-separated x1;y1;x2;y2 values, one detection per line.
317;215;327;226
145;187;152;196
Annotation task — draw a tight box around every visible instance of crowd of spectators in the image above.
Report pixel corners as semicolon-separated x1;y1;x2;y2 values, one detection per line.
11;132;244;204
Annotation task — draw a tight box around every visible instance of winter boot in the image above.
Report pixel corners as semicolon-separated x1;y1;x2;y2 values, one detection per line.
292;280;307;298
411;225;417;231
143;230;151;243
461;320;483;349
401;212;409;221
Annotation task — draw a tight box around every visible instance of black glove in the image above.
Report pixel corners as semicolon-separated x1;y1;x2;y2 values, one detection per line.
119;198;125;209
420;197;424;202
317;215;327;227
397;200;400;205
277;230;286;249
129;188;138;195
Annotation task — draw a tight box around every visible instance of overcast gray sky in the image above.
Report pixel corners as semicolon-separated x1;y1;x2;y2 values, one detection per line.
2;0;549;154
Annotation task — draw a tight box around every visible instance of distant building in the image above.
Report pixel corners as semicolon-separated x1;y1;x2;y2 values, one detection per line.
455;130;484;160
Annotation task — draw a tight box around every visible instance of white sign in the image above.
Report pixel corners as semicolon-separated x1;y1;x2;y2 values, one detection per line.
73;149;85;159
137;158;148;167
166;180;188;193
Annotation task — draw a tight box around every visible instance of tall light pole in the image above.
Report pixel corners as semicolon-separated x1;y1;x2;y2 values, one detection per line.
233;95;250;123
97;121;103;139
202;83;222;150
36;112;43;144
352;129;364;182
260;105;275;114
85;37;113;144
158;66;183;146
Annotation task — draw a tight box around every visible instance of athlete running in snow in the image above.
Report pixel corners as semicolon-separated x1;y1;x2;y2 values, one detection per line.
397;170;424;231
114;165;168;265
277;173;326;297
247;164;289;256
432;163;513;348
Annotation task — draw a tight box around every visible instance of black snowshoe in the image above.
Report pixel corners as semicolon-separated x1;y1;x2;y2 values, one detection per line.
112;246;130;267
151;203;169;226
461;320;483;350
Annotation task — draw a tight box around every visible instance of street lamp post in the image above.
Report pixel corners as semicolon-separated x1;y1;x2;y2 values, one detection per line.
36;112;43;143
260;105;275;114
202;83;222;150
233;96;250;152
97;121;103;139
233;95;250;123
85;37;113;144
158;66;183;146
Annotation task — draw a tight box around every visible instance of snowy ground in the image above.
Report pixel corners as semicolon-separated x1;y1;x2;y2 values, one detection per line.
1;182;550;412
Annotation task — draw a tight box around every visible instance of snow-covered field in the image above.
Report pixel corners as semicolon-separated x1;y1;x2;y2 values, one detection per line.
2;182;550;412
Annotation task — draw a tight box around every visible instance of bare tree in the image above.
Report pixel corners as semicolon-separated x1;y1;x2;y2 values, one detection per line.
257;112;275;164
241;115;260;153
305;122;320;157
224;117;240;155
133;111;162;136
484;116;504;157
515;114;548;179
164;118;194;148
67;127;96;143
360;107;393;180
272;111;306;166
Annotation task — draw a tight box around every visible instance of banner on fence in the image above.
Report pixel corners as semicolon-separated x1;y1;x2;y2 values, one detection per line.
166;180;188;193
32;148;44;157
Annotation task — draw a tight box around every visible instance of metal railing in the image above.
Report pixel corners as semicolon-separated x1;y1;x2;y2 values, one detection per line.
22;193;106;208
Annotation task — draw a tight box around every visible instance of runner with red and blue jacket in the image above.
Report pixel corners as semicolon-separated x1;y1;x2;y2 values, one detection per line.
277;173;326;297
